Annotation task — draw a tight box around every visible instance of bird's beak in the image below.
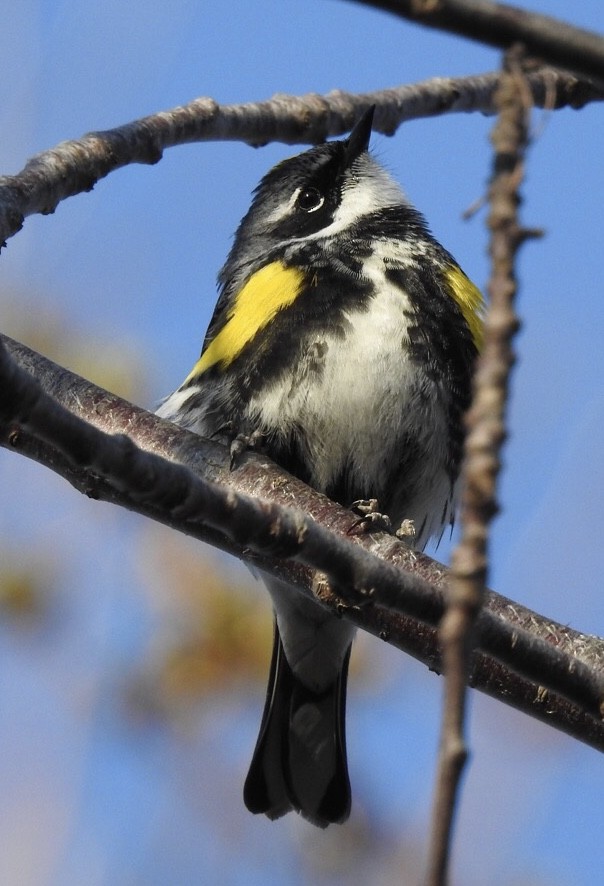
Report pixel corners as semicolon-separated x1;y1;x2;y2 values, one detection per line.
344;105;375;165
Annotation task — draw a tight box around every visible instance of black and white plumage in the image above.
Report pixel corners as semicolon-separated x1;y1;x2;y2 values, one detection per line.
158;107;483;826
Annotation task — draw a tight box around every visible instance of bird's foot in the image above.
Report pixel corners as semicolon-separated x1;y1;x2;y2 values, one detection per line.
348;499;392;534
211;421;266;469
395;518;416;542
229;429;266;470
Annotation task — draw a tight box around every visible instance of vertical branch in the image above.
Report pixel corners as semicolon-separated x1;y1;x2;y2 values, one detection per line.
425;49;539;886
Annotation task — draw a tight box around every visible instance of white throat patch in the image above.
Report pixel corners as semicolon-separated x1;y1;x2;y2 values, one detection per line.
335;155;407;226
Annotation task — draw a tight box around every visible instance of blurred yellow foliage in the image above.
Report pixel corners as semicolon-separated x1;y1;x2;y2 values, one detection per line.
0;548;54;622
128;529;273;720
0;569;41;617
0;288;148;403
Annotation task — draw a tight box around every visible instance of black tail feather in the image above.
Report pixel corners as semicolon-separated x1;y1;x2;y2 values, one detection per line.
243;621;352;827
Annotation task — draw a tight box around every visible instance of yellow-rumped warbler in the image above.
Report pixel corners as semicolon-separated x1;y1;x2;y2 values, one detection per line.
158;106;483;827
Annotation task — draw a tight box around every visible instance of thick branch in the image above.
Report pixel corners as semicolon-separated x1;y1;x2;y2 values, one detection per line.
0;69;599;246
353;0;604;84
1;334;603;753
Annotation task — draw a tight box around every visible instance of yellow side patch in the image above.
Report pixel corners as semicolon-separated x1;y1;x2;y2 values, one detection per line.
185;261;306;380
443;265;485;351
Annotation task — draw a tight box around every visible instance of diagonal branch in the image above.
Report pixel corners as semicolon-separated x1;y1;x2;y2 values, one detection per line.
1;333;603;753
0;69;600;246
351;0;604;84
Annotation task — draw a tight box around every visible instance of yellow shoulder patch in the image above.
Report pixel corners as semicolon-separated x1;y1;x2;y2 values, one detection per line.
185;261;306;380
443;265;485;351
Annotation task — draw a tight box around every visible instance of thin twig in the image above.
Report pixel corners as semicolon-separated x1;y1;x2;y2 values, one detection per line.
0;69;599;246
425;49;540;886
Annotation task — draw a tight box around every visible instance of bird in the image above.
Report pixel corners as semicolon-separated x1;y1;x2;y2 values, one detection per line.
157;105;483;827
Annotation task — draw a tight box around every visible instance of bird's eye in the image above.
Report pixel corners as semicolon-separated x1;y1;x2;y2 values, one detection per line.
296;187;324;213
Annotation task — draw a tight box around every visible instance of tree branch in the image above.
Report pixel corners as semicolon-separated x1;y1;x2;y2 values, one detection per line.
0;69;599;246
1;333;603;753
351;0;604;84
427;49;540;886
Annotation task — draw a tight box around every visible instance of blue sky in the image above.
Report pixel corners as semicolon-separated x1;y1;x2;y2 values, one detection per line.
0;1;603;884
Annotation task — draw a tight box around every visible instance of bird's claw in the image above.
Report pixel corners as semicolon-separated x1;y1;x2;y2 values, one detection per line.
395;518;416;542
348;499;392;534
229;429;265;470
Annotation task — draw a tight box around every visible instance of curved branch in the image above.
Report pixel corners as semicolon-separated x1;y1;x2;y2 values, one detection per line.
1;333;603;752
0;69;599;246
352;0;604;84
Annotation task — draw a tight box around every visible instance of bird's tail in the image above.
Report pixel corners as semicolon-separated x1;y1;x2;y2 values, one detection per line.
243;621;352;828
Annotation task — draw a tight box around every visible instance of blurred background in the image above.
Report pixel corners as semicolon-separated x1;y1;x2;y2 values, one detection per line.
0;1;603;884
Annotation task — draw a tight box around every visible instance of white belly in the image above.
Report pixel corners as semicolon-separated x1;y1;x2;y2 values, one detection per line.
250;284;453;543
